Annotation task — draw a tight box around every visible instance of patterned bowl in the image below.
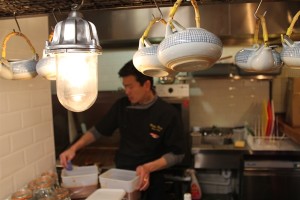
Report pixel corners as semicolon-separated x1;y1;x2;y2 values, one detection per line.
281;41;300;68
157;20;223;72
36;52;56;80
235;45;280;72
133;38;175;77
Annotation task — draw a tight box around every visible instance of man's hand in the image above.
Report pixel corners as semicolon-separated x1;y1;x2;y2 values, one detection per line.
59;148;76;168
136;165;150;191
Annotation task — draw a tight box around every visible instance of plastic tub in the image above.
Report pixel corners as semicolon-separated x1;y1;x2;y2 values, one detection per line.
99;168;139;193
61;165;98;187
61;165;99;199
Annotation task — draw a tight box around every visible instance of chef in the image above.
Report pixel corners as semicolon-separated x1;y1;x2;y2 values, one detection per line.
60;60;186;200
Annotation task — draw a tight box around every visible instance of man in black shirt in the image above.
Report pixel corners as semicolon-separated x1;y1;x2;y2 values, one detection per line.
60;60;186;199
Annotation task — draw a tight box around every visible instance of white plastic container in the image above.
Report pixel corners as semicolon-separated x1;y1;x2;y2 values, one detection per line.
86;188;126;200
99;168;139;193
61;165;98;187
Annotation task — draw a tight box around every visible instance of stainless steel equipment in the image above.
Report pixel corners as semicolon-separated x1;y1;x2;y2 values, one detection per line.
157;84;191;167
191;126;244;200
242;159;300;200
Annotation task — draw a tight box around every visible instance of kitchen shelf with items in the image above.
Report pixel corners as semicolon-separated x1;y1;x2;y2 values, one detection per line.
243;98;300;151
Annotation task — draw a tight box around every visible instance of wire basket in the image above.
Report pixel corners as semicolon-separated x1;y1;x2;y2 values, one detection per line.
246;134;300;151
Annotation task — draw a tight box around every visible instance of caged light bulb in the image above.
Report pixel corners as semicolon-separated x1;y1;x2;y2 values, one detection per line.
56;53;98;112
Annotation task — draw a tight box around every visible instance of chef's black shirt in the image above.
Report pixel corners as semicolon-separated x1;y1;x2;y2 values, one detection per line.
93;96;185;170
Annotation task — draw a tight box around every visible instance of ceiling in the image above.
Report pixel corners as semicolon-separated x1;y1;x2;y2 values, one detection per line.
0;0;294;18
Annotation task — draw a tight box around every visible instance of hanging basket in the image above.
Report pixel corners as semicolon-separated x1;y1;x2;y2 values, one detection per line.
133;17;177;77
280;10;300;68
235;14;282;72
157;0;223;72
0;31;38;80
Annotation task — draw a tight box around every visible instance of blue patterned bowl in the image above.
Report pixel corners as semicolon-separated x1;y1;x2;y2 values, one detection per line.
36;51;56;80
157;20;223;72
8;57;38;80
280;41;300;68
133;38;175;77
235;45;281;72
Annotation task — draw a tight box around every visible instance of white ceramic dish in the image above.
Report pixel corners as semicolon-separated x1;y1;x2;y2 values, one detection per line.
36;51;56;80
133;38;175;77
235;45;281;72
157;20;222;72
86;188;126;200
281;41;300;68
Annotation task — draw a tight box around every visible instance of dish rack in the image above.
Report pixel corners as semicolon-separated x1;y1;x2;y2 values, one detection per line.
246;134;300;151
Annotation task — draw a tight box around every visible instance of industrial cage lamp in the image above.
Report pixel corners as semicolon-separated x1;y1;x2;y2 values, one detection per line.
45;1;102;112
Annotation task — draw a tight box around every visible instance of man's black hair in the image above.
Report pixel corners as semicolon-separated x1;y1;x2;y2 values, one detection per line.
118;60;155;92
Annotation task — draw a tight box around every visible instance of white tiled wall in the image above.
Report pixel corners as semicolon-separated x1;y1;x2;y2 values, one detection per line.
189;78;270;128
98;49;136;91
0;16;55;199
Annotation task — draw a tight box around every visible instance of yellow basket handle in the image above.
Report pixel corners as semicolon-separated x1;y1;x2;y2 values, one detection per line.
286;10;300;37
253;18;261;45
168;0;200;28
141;17;167;44
257;14;269;46
1;32;37;59
48;31;54;42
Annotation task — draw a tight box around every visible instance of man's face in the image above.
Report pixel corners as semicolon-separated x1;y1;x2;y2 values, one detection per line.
122;75;149;104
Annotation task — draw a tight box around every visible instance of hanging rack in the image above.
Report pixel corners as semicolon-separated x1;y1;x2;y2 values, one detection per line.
72;0;84;11
13;12;21;33
151;0;164;23
254;0;267;19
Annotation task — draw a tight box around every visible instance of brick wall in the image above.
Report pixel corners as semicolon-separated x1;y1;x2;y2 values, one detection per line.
0;16;55;199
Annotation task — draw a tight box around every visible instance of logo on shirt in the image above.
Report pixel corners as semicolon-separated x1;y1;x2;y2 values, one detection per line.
150;132;160;138
149;123;163;139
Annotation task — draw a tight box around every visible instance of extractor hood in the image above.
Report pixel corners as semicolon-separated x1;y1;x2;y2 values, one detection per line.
46;1;300;47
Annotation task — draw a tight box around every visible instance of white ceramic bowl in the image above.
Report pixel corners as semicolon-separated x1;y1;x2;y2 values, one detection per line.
133;39;175;77
8;58;38;80
235;45;280;72
0;59;13;79
280;41;300;68
157;21;223;72
36;54;56;80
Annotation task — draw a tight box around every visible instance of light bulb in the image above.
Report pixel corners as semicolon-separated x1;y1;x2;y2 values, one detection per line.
56;52;98;112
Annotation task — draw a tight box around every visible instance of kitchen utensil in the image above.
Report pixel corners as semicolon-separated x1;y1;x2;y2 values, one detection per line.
133;17;176;77
36;32;56;80
235;14;282;72
280;10;300;68
157;0;223;72
0;31;38;80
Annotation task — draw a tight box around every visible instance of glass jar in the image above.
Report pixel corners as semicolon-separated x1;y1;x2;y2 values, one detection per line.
33;176;57;200
41;170;59;188
11;188;33;200
55;188;71;200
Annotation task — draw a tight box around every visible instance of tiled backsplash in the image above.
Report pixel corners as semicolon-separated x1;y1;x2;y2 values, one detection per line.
0;16;55;199
189;78;269;128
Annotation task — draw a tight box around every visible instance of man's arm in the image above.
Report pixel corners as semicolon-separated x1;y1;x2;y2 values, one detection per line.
59;131;96;168
136;153;184;191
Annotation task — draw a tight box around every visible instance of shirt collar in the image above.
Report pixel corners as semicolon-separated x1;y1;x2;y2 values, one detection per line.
127;95;158;109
